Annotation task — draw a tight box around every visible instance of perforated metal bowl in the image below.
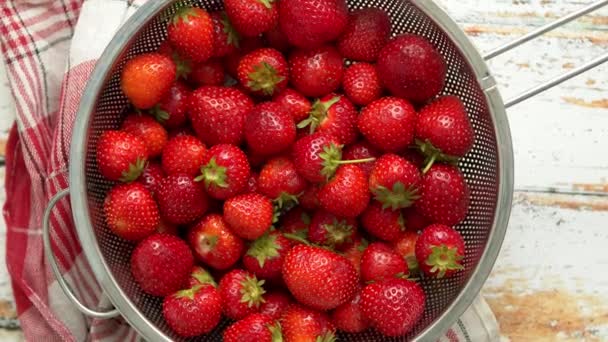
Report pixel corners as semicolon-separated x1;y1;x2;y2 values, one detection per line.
52;0;515;340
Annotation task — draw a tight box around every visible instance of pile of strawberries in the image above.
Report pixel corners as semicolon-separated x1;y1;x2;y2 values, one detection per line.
98;0;475;339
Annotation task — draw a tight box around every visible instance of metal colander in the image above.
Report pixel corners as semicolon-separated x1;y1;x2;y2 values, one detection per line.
45;0;582;340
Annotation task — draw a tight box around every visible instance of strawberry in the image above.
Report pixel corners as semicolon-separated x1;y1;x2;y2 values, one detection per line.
196;144;250;200
224;36;265;78
337;8;391;62
415;164;470;226
318;165;370;218
258;157;307;208
342;237;368;276
189;86;254;146
188;214;245;270
168;126;196;138
282;245;358;310
243;231;292;282
357;97;417;152
211;12;240;57
377;34;446;102
121;53;176;109
360;201;405;242
260;291;292;319
280;304;336;342
298;94;358;145
151;81;190;129
307;210;358;250
279;207;311;239
273;88;311;123
224;313;281;342
416;95;474;172
361;278;425;337
246;172;259;193
224;193;274;240
279;0;348;49
131;234;194;296
343;63;383;106
298;186;320;211
187;265;217;288
289;46;344;98
163;284;222;337
104;183;159;241
121;114;168;157
96;130;148;182
416;224;465;278
244;102;296;156
157;42;193;80
331;286;369;333
264;24;290;53
168;7;214;63
401;149;426;169
161;135;207;176
157;219;179;236
401;207;430;232
189;59;225;87
392;231;420;275
291;133;341;183
225;0;278;37
343;141;379;176
138;162;164;195
360;242;408;282
369;154;421;210
219;269;267;320
156;175;209;225
238;48;288;97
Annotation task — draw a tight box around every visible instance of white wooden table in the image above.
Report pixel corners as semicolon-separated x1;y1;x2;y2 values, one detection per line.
0;1;607;341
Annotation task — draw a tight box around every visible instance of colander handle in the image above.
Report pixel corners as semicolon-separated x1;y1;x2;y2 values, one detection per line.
43;189;121;319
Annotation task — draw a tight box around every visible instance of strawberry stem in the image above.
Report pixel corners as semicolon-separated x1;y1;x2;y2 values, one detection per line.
283;233;311;246
195;158;229;189
425;244;464;278
221;12;240;48
373;182;420;210
336;157;376;165
416;139;460;174
247;233;281;268
248;62;285;96
240;276;266;308
120;157;147;183
298;96;340;134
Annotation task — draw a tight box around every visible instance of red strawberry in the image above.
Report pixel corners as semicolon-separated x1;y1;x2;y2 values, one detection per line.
260;291;292;319
307;210;358;250
156;175;209;224
96;130;148;182
238;48;288;97
196;144;250;200
279;207;311;239
298;94;358;145
161;135;207;176
298;186;320;211
137;162;164;195
104;183;159;241
163;284;222;337
188;214;245;270
243;231;292;282
157;219;179;236
168;126;196;138
416;224;465;278
244;102;296;156
282;245;358;310
343;141;379;176
121;114;168;158
331;287;369;333
224;36;265;78
157;42;192;80
273;88;311;123
416;95;474;172
360;201;405;242
291;133;341;183
392;231;420;275
378;34;446;102
211;12;240;57
224;313;281;342
402;207;430;232
189;59;225;87
187;265;217;288
415;164;470;226
168;7;214;63
279;0;348;48
361;278;425;337
219;269;267;320
318;165;370;218
401;149;426;169
360;242;408;282
369;154;421;210
224;193;274;240
258;157;307;207
189;86;254;146
225;0;278;37
152;81;190;129
358;97;417;152
246;172;259;193
343;63;382;106
342;237;368;275
121;53;176;109
281;305;336;341
337;8;391;62
289;46;344;98
131;234;194;296
264;24;290;53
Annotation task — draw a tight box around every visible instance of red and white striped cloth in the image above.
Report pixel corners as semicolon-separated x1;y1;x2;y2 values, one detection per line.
0;1;501;341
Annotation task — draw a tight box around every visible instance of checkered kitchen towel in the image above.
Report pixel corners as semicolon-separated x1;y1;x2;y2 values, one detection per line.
0;0;501;341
